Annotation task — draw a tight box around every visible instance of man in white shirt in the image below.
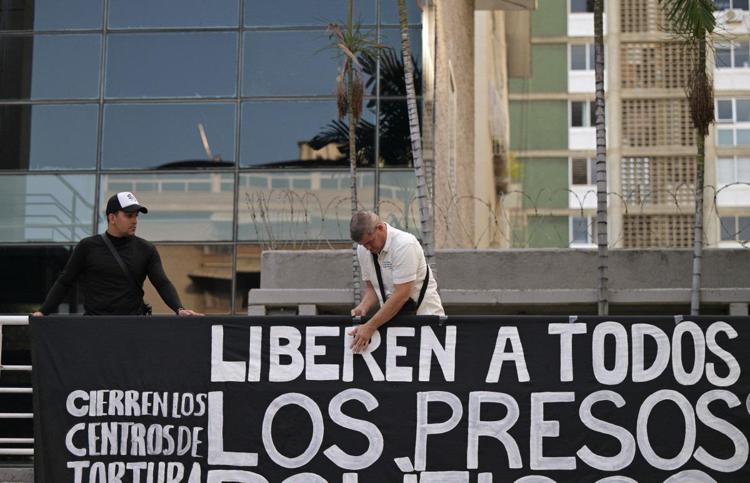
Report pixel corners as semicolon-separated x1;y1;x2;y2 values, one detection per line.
349;210;444;352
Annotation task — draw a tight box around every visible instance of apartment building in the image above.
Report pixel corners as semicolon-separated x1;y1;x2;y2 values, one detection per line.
508;0;750;249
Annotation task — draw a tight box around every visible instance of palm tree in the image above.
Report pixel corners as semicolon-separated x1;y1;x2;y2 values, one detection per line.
309;47;423;167
397;0;435;265
594;0;609;315
327;1;381;304
658;0;716;315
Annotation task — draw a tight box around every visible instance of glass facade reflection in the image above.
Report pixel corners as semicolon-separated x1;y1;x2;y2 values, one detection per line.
0;0;422;314
108;0;240;28
1;104;98;170
0;34;101;99
102;103;236;168
0;174;95;242
0;0;103;31
238;170;376;241
146;245;233;314
240;100;376;166
106;33;238;98
243;30;344;96
100;173;235;241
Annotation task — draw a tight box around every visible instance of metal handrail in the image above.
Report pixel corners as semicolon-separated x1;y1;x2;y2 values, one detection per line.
0;315;33;456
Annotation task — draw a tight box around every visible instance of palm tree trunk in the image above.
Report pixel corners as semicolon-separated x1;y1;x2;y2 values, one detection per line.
594;0;609;315
691;133;704;315
349;0;361;305
398;0;434;265
690;39;707;316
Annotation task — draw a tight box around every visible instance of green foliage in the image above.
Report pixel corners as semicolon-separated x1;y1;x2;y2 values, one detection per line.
326;22;383;122
308;47;422;167
658;0;715;39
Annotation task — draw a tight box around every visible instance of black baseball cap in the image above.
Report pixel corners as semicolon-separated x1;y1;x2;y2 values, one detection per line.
105;191;148;215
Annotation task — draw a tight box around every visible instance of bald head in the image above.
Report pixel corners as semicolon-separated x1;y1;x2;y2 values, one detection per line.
350;210;381;242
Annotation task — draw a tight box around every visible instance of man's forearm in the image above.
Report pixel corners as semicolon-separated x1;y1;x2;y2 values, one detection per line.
353;282;379;315
366;289;411;329
359;286;378;311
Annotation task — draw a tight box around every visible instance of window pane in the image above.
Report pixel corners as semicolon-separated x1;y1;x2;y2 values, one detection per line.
736;99;750;122
238;170;376;241
570;45;587;70
589;101;597;126
737;129;750;145
241;100;375;167
106;33;237;98
244;0;375;27
717;99;733;121
378;169;420;236
102;103;235;169
0;0;103;30
571;0;595;12
0;34;101;100
714;0;731;9
734;0;749;10
718;157;735;184
0;104;98;170
100;173;235;241
380;99;421;166
715;44;732;68
243;30;343;96
720;216;735;241
571;216;589;244
147;245;232;314
571;158;588;184
738;217;750;241
735;42;750;68
589;44;597;69
571;102;584;127
737;157;750;182
109;0;239;28
0;174;95;242
718;128;734;145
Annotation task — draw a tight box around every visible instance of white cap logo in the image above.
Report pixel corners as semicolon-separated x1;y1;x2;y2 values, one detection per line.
117;192;140;209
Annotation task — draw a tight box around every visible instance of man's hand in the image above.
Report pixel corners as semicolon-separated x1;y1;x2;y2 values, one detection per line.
31;311;43;317
351;304;369;317
177;308;203;316
349;322;376;353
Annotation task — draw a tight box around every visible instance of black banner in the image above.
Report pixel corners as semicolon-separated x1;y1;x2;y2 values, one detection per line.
32;316;750;482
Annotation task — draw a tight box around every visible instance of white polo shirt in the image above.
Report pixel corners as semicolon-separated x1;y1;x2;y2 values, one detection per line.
357;223;444;316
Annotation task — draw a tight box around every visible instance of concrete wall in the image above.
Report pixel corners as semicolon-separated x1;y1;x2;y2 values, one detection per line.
260;248;750;291
432;0;475;248
253;248;749;315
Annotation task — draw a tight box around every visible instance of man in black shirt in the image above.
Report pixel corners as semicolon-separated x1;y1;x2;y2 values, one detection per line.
33;192;201;316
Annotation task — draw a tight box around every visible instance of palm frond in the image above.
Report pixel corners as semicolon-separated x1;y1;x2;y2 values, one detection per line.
308;119;376;166
659;0;715;38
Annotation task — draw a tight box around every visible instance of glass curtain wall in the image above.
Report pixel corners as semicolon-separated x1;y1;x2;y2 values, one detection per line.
0;0;422;314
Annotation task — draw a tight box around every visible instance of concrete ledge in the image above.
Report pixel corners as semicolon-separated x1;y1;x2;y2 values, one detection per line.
254;249;750;314
260;249;750;291
0;466;33;483
249;287;750;309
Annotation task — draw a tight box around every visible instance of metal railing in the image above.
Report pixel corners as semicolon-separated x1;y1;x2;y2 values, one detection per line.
0;316;33;456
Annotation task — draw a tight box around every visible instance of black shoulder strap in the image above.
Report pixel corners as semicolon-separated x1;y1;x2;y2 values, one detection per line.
416;264;430;308
371;251;430;309
371;252;388;304
100;233;143;297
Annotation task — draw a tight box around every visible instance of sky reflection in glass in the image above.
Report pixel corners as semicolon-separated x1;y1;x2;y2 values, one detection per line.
106;33;237;98
103;103;236;169
109;0;240;28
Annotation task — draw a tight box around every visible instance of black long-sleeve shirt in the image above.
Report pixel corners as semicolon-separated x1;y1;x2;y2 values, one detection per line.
39;233;183;315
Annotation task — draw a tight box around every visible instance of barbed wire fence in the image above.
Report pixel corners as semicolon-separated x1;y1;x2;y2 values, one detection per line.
241;183;750;250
